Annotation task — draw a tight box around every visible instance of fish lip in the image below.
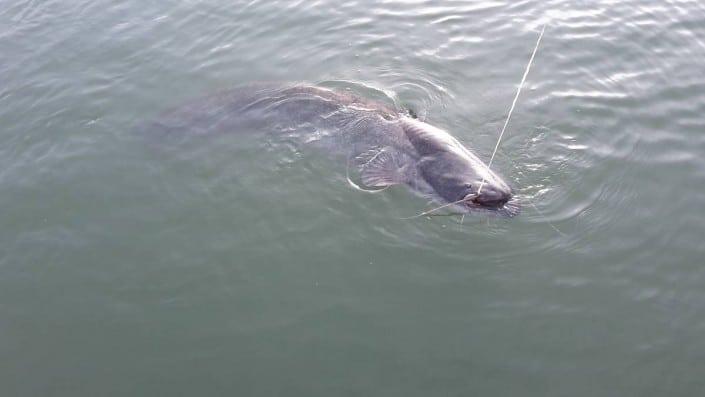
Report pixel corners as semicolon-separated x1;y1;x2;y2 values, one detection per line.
461;193;520;217
470;195;499;208
473;199;509;208
470;192;512;209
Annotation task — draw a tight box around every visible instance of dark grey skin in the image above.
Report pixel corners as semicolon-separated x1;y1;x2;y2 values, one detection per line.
146;83;517;215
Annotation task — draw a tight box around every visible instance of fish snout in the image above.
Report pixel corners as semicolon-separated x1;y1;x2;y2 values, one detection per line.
472;186;512;208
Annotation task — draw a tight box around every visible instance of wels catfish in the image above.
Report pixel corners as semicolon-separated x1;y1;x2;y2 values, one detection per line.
146;83;519;216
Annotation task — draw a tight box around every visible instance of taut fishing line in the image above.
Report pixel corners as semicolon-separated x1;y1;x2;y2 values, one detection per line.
477;24;547;194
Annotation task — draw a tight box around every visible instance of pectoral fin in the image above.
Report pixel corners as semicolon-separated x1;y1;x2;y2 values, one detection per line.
357;147;410;187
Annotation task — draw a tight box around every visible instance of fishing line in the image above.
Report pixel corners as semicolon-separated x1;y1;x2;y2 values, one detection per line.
527;199;566;237
477;24;547;194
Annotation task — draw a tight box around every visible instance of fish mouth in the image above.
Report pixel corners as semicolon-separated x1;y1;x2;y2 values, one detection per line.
461;194;521;217
471;196;509;208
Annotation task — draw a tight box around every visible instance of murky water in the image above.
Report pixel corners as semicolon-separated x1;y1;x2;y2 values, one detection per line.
2;1;705;396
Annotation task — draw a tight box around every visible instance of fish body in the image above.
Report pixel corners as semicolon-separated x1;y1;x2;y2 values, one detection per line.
146;83;516;215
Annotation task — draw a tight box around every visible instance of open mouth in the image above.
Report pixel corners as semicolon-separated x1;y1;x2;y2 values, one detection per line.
462;194;521;217
471;197;509;209
460;193;507;209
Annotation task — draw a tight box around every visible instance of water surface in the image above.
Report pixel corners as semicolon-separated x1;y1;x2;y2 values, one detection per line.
2;1;705;396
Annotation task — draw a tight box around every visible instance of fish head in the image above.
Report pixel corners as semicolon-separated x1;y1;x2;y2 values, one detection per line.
419;148;515;215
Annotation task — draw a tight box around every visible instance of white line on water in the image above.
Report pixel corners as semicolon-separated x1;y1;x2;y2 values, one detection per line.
477;24;547;194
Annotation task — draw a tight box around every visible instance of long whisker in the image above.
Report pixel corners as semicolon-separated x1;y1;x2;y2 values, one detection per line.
478;24;547;195
400;196;475;220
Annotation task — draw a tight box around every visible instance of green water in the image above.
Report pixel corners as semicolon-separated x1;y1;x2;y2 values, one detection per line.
2;1;705;396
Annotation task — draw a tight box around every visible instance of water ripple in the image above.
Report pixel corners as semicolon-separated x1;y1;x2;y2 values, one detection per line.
3;1;705;393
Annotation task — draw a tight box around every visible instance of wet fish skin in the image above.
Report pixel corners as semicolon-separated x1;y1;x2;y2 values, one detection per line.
145;83;516;215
